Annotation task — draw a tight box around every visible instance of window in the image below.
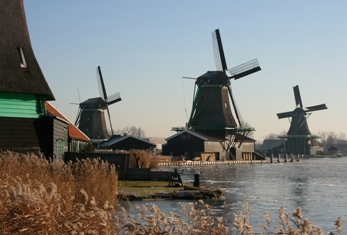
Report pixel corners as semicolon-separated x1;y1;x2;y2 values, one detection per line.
16;47;27;68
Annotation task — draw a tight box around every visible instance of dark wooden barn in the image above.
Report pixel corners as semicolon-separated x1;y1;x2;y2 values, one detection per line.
327;144;347;156
260;139;284;156
162;130;258;161
328;145;340;155
98;135;156;151
261;138;324;157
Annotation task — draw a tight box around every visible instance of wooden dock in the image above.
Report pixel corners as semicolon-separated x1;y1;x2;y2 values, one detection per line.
159;160;269;167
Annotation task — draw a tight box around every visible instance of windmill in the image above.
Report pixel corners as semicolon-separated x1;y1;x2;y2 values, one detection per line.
173;29;261;157
277;85;327;155
75;66;121;145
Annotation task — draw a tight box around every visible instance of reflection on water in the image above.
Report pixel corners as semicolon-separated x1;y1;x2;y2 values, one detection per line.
129;158;347;232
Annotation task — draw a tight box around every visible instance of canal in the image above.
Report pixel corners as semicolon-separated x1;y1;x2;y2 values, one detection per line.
127;157;347;233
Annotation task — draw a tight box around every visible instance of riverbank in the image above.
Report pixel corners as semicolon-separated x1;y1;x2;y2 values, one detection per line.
118;180;224;201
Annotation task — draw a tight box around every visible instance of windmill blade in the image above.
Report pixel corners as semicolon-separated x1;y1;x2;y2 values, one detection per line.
277;111;294;119
107;92;122;105
227;86;244;126
77;87;81;103
305;104;327;112
105;106;114;136
293;85;303;108
228;58;261;80
212;29;228;72
97;66;108;101
74;107;82;126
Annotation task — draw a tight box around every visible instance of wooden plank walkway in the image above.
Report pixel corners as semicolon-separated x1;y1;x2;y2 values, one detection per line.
159;160;269;167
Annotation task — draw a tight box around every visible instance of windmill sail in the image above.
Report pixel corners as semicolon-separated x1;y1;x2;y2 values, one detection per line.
277;111;294;119
293;85;303;108
228;59;261;80
107;92;122;105
212;29;228;72
305;104;327;112
97;66;108;101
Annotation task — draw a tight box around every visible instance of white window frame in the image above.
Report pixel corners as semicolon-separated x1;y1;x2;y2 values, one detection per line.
17;47;27;68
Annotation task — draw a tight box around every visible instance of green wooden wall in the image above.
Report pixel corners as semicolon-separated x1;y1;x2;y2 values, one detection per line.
0;91;46;118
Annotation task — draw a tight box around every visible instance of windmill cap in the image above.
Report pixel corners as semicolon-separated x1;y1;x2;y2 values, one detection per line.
197;71;229;85
80;97;107;109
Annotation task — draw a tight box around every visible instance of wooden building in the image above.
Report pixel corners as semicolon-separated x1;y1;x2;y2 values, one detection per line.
162;130;258;161
99;135;156;151
0;1;67;159
260;139;284;156
327;144;347;156
328;145;340;155
261;138;324;156
46;102;90;153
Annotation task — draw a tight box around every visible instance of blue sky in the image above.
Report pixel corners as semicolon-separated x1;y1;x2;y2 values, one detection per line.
24;1;347;141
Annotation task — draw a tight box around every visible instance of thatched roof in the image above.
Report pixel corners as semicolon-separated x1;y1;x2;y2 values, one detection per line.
0;0;54;100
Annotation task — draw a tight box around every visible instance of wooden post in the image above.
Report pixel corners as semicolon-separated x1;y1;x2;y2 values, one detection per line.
285;154;288;162
277;154;280;163
123;154;128;180
270;154;273;163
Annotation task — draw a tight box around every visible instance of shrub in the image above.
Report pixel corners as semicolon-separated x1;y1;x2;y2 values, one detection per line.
79;142;95;153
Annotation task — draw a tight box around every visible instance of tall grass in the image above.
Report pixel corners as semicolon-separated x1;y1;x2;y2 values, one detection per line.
0;151;119;234
0;151;343;234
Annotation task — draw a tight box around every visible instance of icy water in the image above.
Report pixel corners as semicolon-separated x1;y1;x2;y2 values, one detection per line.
127;157;347;233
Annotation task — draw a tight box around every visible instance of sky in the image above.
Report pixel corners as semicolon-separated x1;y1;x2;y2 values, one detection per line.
23;1;347;141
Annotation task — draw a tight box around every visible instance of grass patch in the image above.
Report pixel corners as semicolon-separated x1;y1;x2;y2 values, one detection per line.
118;180;183;198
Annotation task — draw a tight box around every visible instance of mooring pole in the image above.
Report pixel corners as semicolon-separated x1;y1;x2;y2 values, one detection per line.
193;170;200;187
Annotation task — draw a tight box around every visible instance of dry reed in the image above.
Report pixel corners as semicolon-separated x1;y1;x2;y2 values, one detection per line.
0;151;119;234
0;151;343;234
128;149;160;169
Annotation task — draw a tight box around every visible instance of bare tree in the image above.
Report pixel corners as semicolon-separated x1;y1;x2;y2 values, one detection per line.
263;133;279;140
242;122;255;138
338;132;347;143
316;131;347;150
262;130;287;140
114;126;146;138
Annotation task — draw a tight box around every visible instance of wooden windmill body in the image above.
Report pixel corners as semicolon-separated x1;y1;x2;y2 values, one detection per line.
74;66;121;145
277;85;327;155
173;29;261;158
